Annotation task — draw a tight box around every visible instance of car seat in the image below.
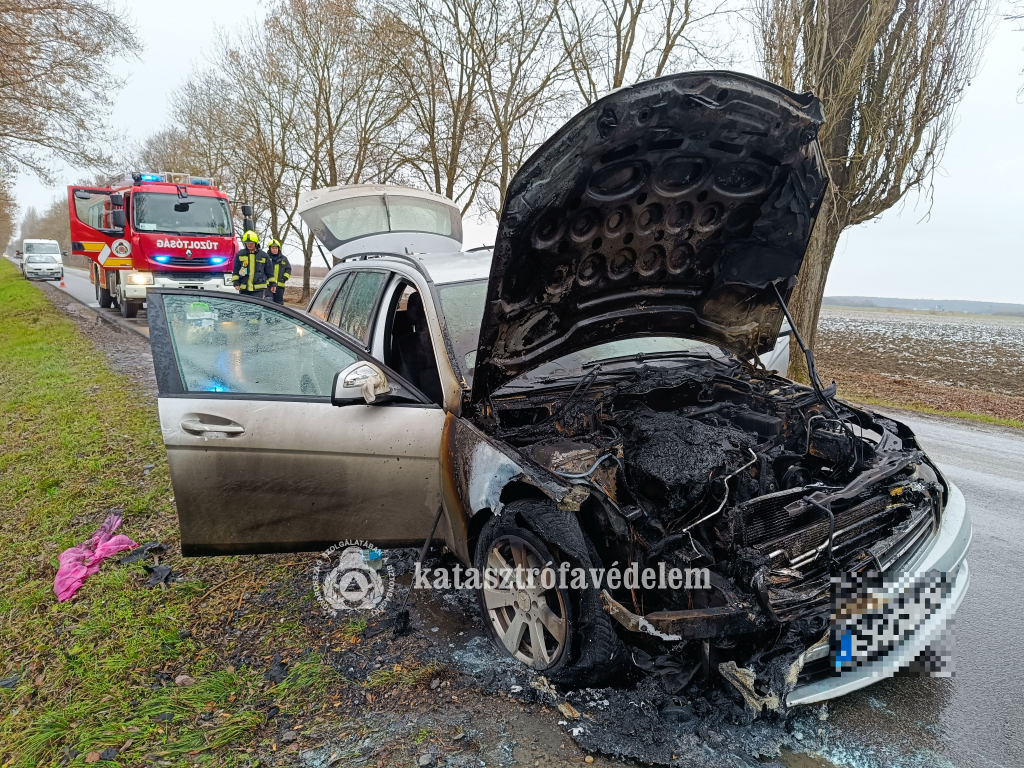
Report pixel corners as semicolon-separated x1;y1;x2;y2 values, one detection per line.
392;291;444;405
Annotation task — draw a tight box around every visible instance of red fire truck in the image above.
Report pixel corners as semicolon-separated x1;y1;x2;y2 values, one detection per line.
68;172;241;318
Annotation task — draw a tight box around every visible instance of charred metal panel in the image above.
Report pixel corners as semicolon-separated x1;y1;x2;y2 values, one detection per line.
472;71;827;402
441;413;577;563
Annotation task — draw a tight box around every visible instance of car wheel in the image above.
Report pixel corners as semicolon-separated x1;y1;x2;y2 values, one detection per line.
97;270;113;308
474;501;624;687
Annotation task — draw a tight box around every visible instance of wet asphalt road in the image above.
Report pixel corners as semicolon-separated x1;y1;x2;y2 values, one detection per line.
55;265;152;336
820;411;1024;768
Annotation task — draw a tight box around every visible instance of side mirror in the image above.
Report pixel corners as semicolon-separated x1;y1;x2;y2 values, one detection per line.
110;193;124;207
332;361;391;405
111;209;127;229
241;204;253;218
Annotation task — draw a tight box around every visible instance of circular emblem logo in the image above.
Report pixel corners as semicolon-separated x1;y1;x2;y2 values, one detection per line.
313;540;395;616
185;248;193;259
111;239;131;257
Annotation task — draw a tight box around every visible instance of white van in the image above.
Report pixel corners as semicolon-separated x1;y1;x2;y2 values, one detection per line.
20;239;64;281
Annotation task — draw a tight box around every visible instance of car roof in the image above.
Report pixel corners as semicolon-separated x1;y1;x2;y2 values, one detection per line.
416;250;492;284
329;249;493;286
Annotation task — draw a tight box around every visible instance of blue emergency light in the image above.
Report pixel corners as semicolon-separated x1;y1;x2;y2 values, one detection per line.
154;255;170;263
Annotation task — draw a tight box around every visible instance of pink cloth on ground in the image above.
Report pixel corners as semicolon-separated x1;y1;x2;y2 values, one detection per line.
53;512;138;602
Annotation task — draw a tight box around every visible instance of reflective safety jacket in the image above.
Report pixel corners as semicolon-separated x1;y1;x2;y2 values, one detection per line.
231;248;272;290
268;253;292;288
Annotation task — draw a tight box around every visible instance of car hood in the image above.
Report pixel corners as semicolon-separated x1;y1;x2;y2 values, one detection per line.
471;71;827;403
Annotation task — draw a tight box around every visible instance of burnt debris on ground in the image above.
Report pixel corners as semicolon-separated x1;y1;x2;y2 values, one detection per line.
293;548;852;767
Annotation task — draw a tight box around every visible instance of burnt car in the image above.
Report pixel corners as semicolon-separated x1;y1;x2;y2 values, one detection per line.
146;71;970;708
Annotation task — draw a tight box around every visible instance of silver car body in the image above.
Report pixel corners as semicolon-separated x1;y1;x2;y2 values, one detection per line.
305;250;972;706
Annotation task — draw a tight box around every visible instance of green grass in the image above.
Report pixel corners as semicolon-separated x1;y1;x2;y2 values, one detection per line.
0;261;323;765
841;392;1024;430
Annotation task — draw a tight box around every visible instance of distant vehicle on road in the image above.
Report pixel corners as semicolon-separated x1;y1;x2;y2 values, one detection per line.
18;239;64;278
21;252;64;281
67;172;239;319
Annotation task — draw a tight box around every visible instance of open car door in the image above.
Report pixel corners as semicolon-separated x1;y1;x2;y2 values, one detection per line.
147;289;445;556
67;186;132;269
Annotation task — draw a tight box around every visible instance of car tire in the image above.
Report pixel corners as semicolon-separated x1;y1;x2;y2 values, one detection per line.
474;500;625;688
96;270;114;309
120;299;139;318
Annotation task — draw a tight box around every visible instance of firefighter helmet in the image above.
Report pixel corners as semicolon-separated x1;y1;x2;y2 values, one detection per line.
241;230;260;243
266;238;282;249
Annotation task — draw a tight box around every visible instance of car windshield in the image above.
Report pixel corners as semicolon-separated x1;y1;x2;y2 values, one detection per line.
436;278;726;386
133;193;232;236
26;254;57;263
25;242;60;254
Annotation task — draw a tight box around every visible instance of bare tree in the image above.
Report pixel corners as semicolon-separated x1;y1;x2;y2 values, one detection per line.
0;0;140;181
757;0;990;379
0;185;16;255
469;0;571;209
393;0;497;213
17;197;71;256
554;0;733;105
1007;1;1024;95
271;0;411;294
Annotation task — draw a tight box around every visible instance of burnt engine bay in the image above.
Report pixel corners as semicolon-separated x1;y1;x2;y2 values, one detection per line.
477;357;945;707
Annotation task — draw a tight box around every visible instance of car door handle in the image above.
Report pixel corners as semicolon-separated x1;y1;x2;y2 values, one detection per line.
180;418;245;435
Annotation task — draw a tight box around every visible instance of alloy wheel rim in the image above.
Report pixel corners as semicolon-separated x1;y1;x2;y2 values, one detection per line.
482;535;567;668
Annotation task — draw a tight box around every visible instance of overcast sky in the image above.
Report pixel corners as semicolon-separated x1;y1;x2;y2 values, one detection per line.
13;1;1024;302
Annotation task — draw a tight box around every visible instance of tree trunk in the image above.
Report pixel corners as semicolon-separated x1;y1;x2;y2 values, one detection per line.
301;230;314;304
786;193;843;383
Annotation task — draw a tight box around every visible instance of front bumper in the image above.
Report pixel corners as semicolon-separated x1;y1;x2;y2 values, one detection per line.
122;273;236;299
26;269;62;279
786;480;972;705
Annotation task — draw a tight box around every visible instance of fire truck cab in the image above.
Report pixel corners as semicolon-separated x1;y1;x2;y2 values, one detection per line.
68;172;239;318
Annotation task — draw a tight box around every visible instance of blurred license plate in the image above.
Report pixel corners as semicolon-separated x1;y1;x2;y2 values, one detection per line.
830;570;952;673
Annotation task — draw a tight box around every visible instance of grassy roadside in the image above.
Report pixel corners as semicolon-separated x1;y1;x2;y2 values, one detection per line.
839;391;1024;430
828;371;1024;430
0;260;353;766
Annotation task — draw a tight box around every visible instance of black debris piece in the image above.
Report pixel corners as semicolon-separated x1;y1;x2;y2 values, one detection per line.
144;564;176;587
0;674;20;689
265;653;288;685
98;747;119;761
60;746;80;762
119;542;166;565
155;712;174;722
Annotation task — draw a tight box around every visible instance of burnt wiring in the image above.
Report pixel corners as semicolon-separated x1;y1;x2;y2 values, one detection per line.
772;284;868;472
681;449;759;533
553;453;617;479
498;365;604;439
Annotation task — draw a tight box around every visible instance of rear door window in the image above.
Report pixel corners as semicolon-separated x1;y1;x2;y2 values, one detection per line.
326;275;356;326
337;271;387;343
308;273;348;321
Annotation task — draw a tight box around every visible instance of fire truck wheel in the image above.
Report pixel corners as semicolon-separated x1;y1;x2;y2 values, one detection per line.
120;299;139;318
96;269;114;309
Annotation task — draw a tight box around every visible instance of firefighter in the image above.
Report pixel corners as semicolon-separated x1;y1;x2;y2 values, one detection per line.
266;238;291;306
231;230;272;297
